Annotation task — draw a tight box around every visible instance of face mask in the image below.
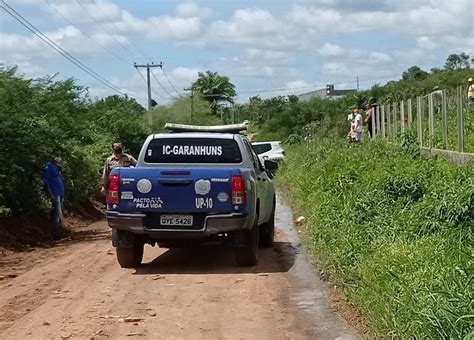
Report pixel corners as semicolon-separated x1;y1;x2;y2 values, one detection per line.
114;148;123;154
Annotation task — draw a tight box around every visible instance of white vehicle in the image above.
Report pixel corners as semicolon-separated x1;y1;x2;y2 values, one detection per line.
252;141;285;162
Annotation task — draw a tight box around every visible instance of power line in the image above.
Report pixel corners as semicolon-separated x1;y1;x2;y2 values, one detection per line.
73;0;141;61
135;66;166;100
135;66;147;83
89;0;151;61
160;66;181;97
150;69;176;99
43;0;130;65
0;1;130;97
1;1;125;95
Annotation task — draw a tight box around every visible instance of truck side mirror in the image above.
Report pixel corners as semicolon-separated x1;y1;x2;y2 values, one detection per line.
264;160;278;172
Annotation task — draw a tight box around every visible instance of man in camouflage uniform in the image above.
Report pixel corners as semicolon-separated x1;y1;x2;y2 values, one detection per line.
101;142;137;195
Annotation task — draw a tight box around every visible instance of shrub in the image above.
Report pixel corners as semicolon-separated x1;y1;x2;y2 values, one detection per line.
0;67;150;214
279;138;474;338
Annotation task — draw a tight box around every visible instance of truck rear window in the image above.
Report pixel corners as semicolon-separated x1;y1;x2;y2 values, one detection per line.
144;138;242;163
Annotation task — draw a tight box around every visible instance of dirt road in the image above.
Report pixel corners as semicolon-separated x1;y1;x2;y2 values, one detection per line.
0;198;358;340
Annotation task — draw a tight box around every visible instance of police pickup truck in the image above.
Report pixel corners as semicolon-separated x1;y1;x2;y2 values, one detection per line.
106;123;278;268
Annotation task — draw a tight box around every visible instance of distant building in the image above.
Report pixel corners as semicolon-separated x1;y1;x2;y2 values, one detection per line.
298;84;357;102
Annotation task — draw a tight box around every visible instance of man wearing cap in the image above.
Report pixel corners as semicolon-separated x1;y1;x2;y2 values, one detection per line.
468;78;474;105
101;142;137;195
43;156;65;238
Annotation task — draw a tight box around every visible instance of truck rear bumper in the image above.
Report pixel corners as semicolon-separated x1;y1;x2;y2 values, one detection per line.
106;211;250;236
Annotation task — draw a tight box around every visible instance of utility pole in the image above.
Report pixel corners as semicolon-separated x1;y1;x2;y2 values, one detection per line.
183;86;194;123
356;76;360;91
134;62;162;125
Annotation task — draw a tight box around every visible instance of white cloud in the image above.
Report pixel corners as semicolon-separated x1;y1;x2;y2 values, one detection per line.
322;62;350;75
319;43;345;57
416;36;439;50
442;35;474;56
45;1;123;24
170;67;199;83
290;6;341;31
175;2;212;18
245;48;292;64
0;25;123;62
369;52;392;63
291;1;473;35
40;0;206;42
2;60;47;79
117;12;203;41
209;9;299;50
286;80;311;90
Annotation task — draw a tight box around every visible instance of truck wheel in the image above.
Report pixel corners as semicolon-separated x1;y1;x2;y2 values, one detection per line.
259;204;275;248
116;242;144;268
235;218;259;266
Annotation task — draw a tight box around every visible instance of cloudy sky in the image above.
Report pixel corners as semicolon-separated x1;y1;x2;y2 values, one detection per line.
1;0;473;105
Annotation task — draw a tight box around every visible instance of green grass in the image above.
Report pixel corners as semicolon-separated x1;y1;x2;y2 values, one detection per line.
278;138;474;338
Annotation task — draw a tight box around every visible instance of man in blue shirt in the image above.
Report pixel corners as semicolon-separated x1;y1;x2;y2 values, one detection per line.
43;156;65;238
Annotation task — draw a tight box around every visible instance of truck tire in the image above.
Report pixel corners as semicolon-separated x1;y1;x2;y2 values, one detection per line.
116;242;144;268
235;218;259;266
259;203;275;248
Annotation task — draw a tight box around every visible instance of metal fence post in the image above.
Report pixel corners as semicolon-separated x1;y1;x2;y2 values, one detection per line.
381;105;386;138
376;105;381;137
457;86;464;152
393;102;398;139
441;90;448;149
371;106;376;139
407;98;413;125
386;104;390;139
428;93;434;149
400;100;405;133
417;96;423;147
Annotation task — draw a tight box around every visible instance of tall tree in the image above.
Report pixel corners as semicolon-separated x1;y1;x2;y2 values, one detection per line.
444;52;471;70
402;66;429;81
192;71;236;116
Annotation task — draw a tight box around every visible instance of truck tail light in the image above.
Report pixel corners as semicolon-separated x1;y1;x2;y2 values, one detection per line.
232;175;246;204
107;174;120;205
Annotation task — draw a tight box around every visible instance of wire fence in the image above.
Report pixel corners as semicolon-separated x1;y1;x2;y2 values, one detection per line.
371;85;474;154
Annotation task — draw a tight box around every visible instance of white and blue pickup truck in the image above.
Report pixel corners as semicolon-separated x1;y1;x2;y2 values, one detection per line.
105;123;278;268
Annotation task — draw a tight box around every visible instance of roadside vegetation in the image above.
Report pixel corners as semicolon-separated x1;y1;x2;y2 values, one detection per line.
0;66;150;216
278;137;474;338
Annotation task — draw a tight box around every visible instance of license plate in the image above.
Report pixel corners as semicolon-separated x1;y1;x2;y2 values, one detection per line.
160;215;193;226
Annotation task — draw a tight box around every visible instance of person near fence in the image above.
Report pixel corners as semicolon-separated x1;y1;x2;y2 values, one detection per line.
468;78;474;105
364;102;375;138
43;156;65;239
346;108;357;143
432;86;443;114
354;109;363;142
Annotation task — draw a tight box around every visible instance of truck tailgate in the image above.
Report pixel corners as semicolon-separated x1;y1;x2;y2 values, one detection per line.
112;167;242;214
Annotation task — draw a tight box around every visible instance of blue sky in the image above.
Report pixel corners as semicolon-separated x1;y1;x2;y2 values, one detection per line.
1;0;473;106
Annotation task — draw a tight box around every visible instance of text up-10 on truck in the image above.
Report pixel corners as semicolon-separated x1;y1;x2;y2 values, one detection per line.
105;123;278;268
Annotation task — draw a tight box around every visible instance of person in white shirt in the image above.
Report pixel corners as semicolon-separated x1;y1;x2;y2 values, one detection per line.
346;109;356;143
354;110;363;142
